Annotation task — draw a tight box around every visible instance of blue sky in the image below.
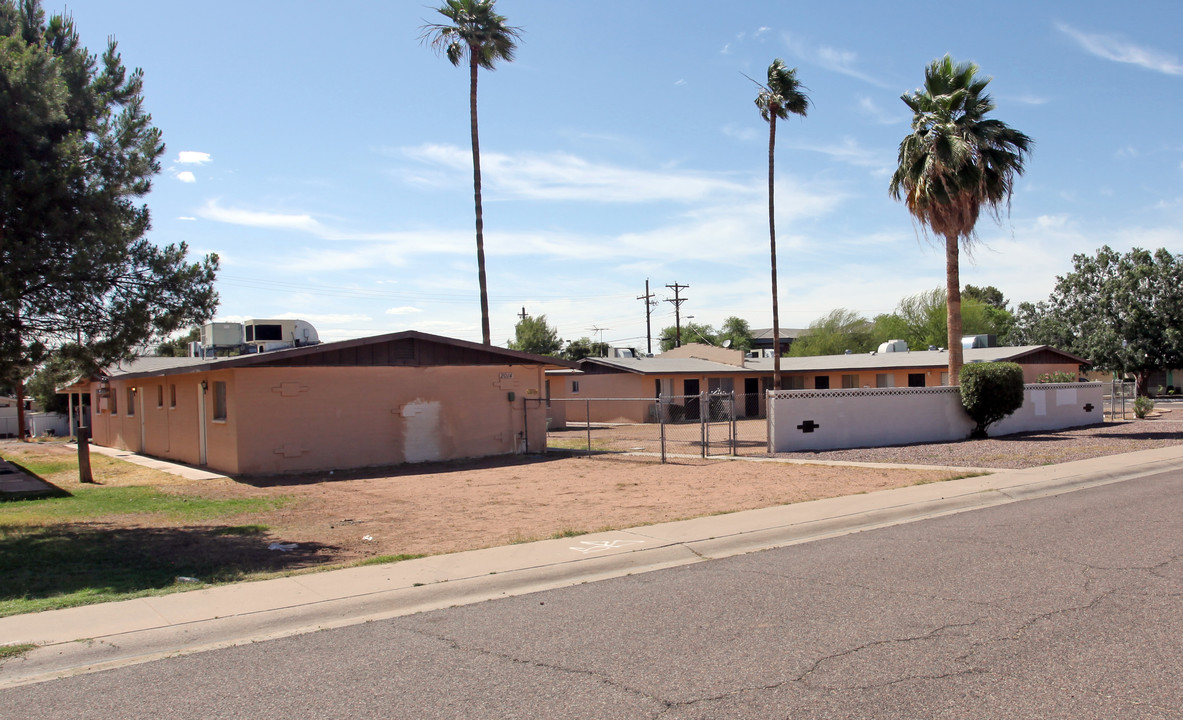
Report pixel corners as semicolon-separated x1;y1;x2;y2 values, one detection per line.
66;1;1183;349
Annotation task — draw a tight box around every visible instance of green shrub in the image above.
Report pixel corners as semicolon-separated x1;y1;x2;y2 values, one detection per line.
960;362;1025;439
1133;396;1155;419
1037;371;1077;383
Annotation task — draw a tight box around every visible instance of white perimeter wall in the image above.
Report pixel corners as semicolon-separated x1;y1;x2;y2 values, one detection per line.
769;382;1105;452
0;413;70;439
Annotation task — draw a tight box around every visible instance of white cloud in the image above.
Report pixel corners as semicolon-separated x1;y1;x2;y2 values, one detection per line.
199;200;325;234
721;124;759;142
674;79;686;87
176;171;196;183
803;137;891;173
178;216;197;221
780;32;887;87
1011;93;1050;106
857;97;900;125
385;306;423;315
271;312;372;325
399;144;756;204
1035;214;1069;229
177;151;212;164
1057;23;1183;76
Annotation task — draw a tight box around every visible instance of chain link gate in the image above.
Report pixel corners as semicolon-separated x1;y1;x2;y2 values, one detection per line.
546;391;765;463
656;391;736;461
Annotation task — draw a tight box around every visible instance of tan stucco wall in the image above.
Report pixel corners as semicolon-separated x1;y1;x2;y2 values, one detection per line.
549;373;651;423
548;371;767;423
228;365;546;474
91;372;230;470
1016;362;1083;383
88;363;547;475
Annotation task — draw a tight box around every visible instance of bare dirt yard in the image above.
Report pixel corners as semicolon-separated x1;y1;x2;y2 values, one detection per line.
5;411;1181;576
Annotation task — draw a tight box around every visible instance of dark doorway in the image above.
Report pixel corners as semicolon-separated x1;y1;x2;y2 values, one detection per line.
744;377;759;417
907;373;926;387
814;376;830;390
683;378;700;420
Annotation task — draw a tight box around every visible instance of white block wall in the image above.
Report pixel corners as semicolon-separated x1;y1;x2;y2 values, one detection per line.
769;382;1105;452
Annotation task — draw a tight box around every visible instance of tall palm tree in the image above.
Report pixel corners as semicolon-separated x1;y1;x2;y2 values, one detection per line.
421;0;521;345
754;59;809;390
889;55;1031;384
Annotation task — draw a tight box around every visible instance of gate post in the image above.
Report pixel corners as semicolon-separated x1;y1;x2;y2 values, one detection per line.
659;394;667;464
700;391;708;458
730;391;737;456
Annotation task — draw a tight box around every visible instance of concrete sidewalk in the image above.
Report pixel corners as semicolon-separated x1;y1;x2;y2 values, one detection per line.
66;442;229;481
2;444;1182;689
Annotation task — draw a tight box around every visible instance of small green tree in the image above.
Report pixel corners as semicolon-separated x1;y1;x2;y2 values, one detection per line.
658;322;715;352
962;284;1008;309
562;336;608;361
156;327;201;357
507;314;562;356
25;358;71;414
717;316;755;352
788;309;874;357
960;362;1025;439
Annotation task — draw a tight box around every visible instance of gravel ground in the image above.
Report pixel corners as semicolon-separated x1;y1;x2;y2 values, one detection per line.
774;409;1183;469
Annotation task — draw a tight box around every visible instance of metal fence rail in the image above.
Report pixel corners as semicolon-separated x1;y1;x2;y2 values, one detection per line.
547;392;768;463
1103;380;1136;420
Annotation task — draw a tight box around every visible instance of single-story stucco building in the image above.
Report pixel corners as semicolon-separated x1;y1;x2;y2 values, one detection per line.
547;342;1088;425
63;331;570;475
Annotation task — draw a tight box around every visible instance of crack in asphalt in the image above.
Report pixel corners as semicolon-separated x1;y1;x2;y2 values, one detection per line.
396;624;676;716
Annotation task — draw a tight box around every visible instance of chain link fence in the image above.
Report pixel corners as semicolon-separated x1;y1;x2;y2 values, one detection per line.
546;392;769;463
1103;380;1137;420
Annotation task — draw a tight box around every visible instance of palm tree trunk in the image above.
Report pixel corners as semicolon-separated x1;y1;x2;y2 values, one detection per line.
768;115;781;391
469;53;492;345
945;234;963;385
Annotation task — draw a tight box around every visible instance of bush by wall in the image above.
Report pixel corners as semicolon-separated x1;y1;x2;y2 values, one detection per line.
960;362;1025;438
1133;396;1155;419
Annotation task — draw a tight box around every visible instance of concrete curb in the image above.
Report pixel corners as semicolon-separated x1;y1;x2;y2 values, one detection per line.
2;444;1181;688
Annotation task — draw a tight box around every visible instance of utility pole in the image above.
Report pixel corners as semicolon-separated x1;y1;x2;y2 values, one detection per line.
665;282;689;348
637;279;657;355
517;307;528;321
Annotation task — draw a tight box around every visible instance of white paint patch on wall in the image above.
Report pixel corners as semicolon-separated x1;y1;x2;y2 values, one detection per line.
1056;388;1077;406
402;399;442;463
1032;390;1047;416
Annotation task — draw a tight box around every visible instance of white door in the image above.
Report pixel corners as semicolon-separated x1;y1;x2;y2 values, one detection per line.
197;383;207;466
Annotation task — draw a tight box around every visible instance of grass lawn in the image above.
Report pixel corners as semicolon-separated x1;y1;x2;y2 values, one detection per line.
0;442;299;617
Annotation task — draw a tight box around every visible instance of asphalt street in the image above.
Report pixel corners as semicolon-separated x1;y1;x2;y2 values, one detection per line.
4;468;1181;719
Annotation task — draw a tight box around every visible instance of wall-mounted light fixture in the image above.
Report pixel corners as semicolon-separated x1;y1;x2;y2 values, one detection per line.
200;380;208;392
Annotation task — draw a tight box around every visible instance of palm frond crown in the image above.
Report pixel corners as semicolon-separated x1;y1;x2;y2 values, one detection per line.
420;0;521;70
755;59;810;122
888;54;1032;246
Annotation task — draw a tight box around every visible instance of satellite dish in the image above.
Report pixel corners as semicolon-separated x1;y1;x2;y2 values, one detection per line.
722;339;732;348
